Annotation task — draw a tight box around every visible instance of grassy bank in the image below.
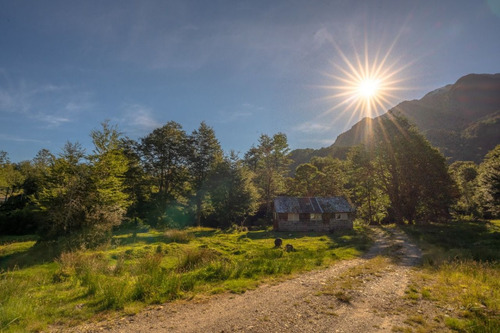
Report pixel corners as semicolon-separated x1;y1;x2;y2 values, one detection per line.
402;220;500;332
0;226;371;332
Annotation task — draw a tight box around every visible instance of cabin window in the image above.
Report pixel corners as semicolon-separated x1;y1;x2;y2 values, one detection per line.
311;213;322;220
299;213;310;221
288;213;299;221
278;213;288;221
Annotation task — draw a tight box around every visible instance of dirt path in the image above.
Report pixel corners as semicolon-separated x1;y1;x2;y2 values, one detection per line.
67;227;433;333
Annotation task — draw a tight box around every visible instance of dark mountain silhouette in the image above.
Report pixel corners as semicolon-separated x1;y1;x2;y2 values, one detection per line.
290;73;500;167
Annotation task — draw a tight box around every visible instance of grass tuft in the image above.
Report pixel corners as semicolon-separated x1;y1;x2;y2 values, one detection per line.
164;229;194;243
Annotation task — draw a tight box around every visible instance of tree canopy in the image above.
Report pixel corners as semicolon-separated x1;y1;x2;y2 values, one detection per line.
1;116;497;244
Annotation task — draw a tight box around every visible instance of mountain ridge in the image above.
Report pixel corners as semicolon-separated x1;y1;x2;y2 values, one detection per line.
289;73;500;167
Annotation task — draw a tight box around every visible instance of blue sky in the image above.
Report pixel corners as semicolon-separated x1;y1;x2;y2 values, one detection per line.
1;0;499;162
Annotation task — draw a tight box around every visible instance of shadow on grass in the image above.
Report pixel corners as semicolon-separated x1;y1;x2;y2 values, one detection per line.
401;220;500;262
192;229;219;238
239;229;355;241
237;228;372;254
0;241;59;270
112;234;166;246
0;234;39;245
112;231;196;246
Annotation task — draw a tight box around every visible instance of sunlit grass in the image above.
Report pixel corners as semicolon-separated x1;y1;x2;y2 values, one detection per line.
0;226;372;331
402;220;500;332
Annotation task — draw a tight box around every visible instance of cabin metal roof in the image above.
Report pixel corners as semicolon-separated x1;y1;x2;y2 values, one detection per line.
274;196;354;214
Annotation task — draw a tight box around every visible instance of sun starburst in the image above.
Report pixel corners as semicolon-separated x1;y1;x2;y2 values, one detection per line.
317;38;413;128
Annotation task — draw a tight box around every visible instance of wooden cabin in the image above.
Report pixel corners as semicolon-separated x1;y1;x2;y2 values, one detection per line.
273;196;355;232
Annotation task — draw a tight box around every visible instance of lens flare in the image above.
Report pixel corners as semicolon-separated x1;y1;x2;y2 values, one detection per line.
315;37;414;131
357;78;380;98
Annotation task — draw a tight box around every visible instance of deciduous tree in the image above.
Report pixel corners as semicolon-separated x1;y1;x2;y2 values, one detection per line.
476;144;500;218
374;114;455;223
139;121;190;226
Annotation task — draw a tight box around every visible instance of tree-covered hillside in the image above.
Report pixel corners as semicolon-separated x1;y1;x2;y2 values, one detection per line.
290;73;500;165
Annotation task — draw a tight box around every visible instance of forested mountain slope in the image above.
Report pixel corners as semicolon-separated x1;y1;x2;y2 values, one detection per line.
291;73;500;166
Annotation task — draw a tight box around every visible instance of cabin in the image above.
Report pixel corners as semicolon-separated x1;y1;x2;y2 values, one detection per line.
273;196;355;232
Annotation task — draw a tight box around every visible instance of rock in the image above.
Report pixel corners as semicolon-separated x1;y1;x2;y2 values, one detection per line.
274;238;283;248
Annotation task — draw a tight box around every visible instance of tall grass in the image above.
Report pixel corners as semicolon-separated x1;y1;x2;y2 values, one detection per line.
0;227;372;331
164;229;194;243
403;220;500;332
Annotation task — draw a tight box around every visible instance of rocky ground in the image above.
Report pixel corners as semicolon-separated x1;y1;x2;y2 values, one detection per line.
59;227;451;333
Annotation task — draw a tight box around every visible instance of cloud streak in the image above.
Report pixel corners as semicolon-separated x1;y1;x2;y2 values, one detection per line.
292;121;331;134
215;103;262;124
0;79;91;128
118;104;162;135
0;133;50;144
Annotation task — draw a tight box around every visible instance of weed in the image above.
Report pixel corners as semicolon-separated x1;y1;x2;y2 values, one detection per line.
404;315;425;326
334;291;352;303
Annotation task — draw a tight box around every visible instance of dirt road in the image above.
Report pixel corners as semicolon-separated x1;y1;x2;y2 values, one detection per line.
67;227;441;333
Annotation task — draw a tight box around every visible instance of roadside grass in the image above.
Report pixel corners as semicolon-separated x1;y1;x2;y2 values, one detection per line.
319;255;392;304
402;220;500;332
0;226;371;332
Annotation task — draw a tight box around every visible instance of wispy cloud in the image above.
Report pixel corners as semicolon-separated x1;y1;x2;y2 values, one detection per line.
0;133;50;144
118;104;161;135
292;121;331;134
35;114;71;127
216;103;261;124
0;78;91;128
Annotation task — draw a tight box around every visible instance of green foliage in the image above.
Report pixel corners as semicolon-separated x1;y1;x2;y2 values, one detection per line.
288;163;322;196
374;114;455;223
0;152;25;202
89;121;130;210
207;152;258;227
346;146;389;224
476;144;500;218
449;160;479;217
287;157;349;198
139;121;190;203
245;133;291;219
35;123;131;249
188;122;224;226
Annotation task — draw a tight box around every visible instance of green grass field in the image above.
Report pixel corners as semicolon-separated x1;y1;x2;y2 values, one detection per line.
0;226;371;332
402;220;500;332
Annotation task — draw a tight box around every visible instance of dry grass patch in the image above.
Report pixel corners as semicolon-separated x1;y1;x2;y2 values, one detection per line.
320;256;391;303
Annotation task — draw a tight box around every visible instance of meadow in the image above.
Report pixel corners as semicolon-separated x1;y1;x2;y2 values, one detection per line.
402;220;500;332
0;226;371;332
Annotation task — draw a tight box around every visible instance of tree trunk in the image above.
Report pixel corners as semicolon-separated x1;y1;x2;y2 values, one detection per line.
196;193;202;227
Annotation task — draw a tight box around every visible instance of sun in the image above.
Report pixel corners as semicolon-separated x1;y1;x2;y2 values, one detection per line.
327;56;404;119
357;78;381;99
317;40;411;125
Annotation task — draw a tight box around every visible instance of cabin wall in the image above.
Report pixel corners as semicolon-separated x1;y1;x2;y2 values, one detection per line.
275;213;353;232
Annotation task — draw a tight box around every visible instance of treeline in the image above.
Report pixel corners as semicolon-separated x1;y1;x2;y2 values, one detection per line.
0;115;498;250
